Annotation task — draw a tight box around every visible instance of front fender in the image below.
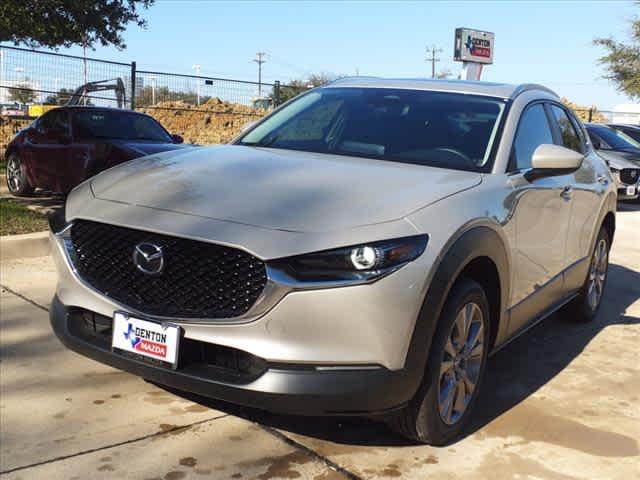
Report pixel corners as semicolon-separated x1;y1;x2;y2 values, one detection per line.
404;225;510;379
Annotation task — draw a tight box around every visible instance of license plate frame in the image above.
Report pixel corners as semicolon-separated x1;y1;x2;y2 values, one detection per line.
111;312;181;369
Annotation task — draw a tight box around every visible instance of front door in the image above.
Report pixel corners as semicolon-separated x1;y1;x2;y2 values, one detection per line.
506;103;573;335
28;109;72;191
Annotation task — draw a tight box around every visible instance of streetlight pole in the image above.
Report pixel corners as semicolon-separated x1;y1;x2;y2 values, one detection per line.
192;64;201;106
148;76;157;105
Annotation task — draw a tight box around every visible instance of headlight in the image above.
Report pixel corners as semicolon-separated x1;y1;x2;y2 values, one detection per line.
268;235;428;285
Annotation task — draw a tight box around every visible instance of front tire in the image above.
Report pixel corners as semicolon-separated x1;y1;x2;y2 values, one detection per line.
390;278;490;445
564;227;610;322
5;152;34;196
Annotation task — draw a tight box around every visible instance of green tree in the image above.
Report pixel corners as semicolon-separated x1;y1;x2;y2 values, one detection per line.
594;4;640;99
0;0;154;50
9;82;37;104
273;72;339;105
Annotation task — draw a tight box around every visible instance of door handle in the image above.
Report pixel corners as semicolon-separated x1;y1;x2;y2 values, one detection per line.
597;175;609;186
561;186;573;201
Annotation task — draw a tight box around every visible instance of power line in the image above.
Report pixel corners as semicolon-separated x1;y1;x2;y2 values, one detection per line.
426;45;442;79
253;52;267;96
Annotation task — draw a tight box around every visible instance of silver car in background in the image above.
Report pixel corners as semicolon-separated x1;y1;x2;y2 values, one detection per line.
49;79;616;445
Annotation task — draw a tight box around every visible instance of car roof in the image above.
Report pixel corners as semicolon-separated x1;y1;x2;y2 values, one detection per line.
325;77;558;100
57;106;143;114
609;123;640;130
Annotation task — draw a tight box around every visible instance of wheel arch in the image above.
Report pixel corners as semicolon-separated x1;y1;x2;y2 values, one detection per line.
403;224;510;387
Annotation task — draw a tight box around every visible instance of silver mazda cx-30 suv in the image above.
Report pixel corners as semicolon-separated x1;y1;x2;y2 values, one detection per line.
49;78;616;445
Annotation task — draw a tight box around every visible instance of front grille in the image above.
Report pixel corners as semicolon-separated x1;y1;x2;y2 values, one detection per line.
70;221;267;318
67;308;268;382
620;169;640;185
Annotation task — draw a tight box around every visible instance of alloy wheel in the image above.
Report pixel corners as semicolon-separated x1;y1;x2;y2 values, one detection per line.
6;155;23;193
438;302;485;425
587;238;608;312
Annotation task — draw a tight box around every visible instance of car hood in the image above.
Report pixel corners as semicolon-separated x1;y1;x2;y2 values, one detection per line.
110;140;193;156
90;145;482;233
597;150;640;168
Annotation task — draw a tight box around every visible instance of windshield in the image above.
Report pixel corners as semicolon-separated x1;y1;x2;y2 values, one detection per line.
591;125;640;150
238;87;506;172
73;110;172;142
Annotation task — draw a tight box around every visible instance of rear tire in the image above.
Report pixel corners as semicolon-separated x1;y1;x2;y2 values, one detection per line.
389;278;490;445
563;227;610;322
5;152;34;196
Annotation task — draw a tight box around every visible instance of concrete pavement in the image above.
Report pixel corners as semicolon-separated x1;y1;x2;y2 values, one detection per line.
1;206;638;479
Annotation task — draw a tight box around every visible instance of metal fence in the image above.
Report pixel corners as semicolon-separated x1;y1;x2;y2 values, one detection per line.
0;45;133;109
135;69;279;109
0;45;296;147
0;45;286;113
1;44;638;148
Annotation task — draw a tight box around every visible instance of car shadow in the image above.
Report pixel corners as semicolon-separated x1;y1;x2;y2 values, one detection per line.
0;189;65;216
158;262;640;447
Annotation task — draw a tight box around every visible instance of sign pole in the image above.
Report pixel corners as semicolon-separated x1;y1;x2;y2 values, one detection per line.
461;62;483;81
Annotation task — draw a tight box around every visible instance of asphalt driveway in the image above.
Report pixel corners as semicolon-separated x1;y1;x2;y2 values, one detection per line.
1;205;638;479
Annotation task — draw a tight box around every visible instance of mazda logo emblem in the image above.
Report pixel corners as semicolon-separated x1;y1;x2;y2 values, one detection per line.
132;242;164;275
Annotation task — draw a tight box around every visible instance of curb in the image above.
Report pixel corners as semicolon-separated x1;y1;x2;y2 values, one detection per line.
0;231;50;262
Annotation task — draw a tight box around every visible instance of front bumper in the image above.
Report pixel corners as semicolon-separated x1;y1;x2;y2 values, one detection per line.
50;222;432;370
50;295;416;415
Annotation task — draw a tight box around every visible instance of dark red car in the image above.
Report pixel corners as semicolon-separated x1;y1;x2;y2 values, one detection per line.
4;106;190;195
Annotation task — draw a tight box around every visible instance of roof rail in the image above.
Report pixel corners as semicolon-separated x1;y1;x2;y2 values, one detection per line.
329;76;380;85
511;83;558;99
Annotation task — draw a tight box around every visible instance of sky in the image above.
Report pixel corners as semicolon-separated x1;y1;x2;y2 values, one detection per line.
24;0;640;110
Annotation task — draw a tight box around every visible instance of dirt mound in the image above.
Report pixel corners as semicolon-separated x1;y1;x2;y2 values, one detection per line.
138;98;269;145
1;116;31;153
561;98;608;123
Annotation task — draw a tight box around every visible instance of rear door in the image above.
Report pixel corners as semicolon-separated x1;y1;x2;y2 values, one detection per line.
548;104;606;292
506;102;574;335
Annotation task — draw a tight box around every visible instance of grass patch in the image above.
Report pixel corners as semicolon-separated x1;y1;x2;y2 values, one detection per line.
0;198;49;236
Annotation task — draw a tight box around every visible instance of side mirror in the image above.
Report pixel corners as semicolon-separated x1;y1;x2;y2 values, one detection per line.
527;144;584;180
171;134;184;144
240;121;257;134
590;136;601;150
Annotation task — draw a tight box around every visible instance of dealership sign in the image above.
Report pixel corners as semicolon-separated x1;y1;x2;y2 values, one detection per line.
454;28;495;65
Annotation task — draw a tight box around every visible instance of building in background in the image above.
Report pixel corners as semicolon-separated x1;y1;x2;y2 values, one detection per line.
612;104;640;125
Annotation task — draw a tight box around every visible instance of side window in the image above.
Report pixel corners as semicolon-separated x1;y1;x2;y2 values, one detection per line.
511;104;553;170
37;110;69;134
550;105;583;153
36;111;56;132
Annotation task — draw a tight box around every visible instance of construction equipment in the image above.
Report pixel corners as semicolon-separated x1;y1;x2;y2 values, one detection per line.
65;78;127;108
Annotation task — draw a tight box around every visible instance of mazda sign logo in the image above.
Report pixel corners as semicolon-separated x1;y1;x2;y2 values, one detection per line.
133;242;164;275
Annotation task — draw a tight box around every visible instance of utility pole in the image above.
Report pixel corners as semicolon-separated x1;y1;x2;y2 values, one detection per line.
253;52;267;96
426;45;442;78
192;64;201;105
